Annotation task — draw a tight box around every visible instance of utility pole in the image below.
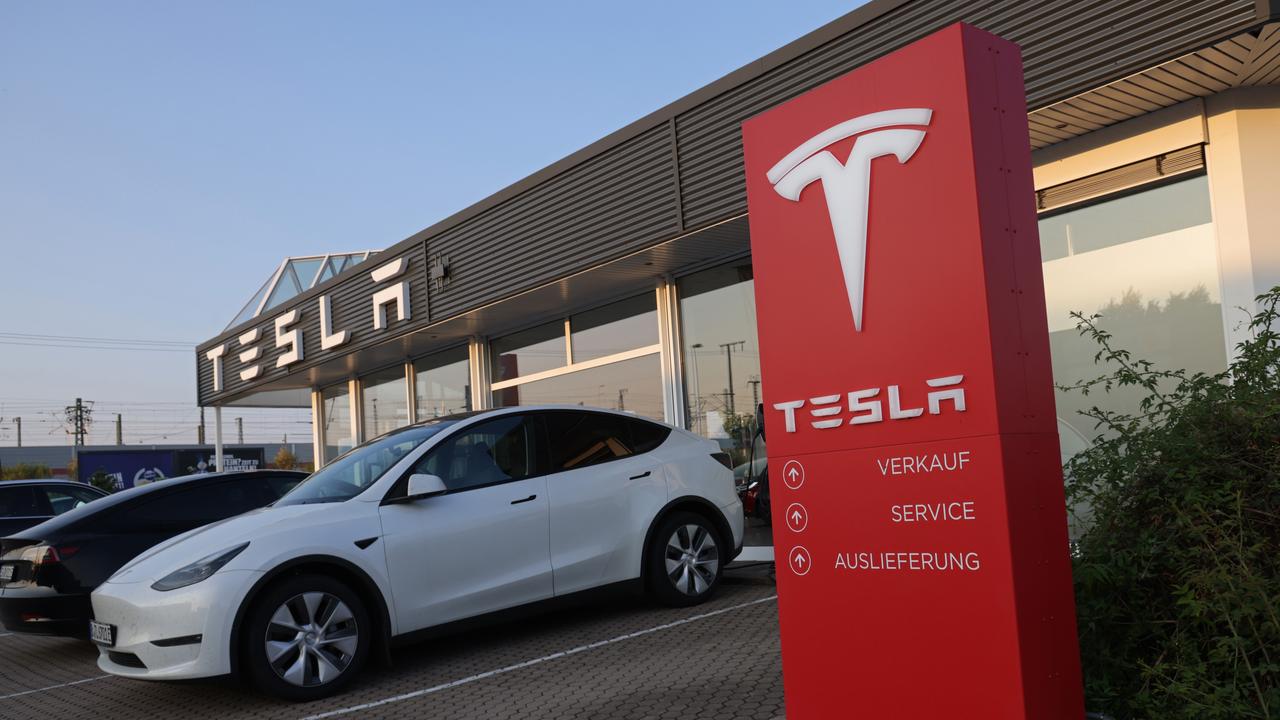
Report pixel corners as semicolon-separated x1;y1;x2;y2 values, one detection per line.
65;398;92;446
748;376;761;413
115;414;122;445
198;407;206;445
718;341;746;415
15;417;20;448
616;388;628;412
236;417;244;445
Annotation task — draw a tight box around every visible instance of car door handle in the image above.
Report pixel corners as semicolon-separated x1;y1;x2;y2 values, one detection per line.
628;471;651;480
510;495;537;505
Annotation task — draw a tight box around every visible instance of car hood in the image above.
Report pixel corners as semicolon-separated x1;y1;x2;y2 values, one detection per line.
106;503;342;584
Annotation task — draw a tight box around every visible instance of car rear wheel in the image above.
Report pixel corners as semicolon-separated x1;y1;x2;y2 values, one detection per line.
244;574;370;701
647;511;724;607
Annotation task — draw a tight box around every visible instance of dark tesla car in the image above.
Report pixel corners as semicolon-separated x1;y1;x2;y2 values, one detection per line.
0;469;306;637
0;480;108;536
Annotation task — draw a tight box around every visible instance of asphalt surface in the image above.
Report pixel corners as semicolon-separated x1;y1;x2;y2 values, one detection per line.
0;564;783;720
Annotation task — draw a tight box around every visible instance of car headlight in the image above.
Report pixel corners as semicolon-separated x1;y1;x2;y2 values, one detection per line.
151;543;249;592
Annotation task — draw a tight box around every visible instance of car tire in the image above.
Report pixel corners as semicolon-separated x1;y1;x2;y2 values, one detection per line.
647;511;725;607
243;574;371;701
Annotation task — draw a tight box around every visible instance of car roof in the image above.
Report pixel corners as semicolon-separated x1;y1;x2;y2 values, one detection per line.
411;405;671;428
0;478;103;489
3;469;308;540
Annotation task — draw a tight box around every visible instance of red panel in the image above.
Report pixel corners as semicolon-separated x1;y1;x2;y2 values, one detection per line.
742;23;1083;718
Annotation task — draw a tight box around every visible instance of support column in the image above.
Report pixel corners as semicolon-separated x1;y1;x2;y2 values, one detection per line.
348;378;362;445
310;388;323;469
214;406;224;472
1206;86;1280;353
468;336;492;410
655;277;687;428
405;360;417;424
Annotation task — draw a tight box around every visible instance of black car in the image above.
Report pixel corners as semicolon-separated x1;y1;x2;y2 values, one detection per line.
0;469;307;637
0;480;108;536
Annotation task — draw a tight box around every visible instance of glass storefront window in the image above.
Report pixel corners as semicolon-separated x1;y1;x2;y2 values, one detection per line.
361;365;409;440
490;320;565;382
415;346;471;420
677;262;768;548
1040;174;1227;461
570;294;658;363
677;263;762;451
492;353;664;420
321;382;353;464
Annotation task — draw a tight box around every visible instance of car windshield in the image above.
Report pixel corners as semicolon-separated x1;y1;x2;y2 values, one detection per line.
277;421;458;505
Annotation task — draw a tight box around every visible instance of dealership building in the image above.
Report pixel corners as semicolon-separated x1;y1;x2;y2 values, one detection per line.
197;0;1280;551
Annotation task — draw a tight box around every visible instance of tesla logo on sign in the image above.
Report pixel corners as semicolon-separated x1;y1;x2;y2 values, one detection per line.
766;109;931;332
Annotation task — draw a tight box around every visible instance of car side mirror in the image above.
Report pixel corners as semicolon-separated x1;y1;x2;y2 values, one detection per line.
405;473;447;501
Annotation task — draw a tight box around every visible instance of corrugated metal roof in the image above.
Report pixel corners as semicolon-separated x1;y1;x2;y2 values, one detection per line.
1029;22;1280;147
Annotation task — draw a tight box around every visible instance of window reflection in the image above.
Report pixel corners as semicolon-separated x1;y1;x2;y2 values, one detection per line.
361;365;409;440
490;320;565;382
677;263;769;548
492;354;664;421
570;294;658;362
321;382;353;464
415;347;471;420
678;263;762;449
1040;174;1226;461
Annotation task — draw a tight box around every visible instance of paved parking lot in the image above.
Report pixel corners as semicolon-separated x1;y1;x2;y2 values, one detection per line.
0;564;782;720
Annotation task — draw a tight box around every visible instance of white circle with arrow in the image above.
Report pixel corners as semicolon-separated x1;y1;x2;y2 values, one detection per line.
785;502;808;532
789;545;812;576
781;460;805;490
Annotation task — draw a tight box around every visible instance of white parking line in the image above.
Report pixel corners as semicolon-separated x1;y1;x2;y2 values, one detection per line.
302;594;780;720
0;633;12;638
0;675;110;701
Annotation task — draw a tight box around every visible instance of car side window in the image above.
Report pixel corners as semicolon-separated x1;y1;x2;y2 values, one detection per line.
625;417;672;454
112;481;267;531
259;474;305;501
412;415;534;492
543;411;638;471
0;486;51;518
44;486;102;516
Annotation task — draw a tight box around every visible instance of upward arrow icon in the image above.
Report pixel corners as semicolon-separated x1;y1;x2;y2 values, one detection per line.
791;509;803;525
794;552;807;568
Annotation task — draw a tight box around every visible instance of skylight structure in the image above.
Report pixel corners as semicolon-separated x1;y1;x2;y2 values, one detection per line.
227;251;379;330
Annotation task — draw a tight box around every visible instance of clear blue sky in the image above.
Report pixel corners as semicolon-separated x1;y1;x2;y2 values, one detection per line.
0;1;859;445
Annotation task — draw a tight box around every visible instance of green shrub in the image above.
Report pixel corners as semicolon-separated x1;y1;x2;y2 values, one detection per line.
0;462;53;480
1064;289;1280;719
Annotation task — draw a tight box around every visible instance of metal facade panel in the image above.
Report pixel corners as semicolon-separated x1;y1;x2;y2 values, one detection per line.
424;125;678;321
196;244;428;405
675;0;1257;229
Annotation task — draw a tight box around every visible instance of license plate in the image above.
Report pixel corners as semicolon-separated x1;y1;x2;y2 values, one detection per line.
89;620;115;647
0;564;12;582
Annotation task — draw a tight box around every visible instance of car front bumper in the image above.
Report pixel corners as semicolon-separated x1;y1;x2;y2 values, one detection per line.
91;569;259;680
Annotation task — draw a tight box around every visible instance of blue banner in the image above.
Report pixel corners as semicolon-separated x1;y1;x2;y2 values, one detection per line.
77;450;173;490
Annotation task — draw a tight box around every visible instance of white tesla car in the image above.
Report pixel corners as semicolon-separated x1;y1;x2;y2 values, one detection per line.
90;406;743;700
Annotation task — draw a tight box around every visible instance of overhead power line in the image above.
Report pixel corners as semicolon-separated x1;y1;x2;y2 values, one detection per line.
0;331;196;346
0;331;196;353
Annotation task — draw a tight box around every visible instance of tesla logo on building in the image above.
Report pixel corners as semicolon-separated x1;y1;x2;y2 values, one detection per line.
766;108;931;331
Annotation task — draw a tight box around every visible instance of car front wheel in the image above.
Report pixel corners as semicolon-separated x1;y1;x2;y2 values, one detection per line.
243;574;371;701
647;511;724;607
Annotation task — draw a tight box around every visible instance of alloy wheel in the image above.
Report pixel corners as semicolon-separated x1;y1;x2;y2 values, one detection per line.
665;523;719;596
264;591;359;687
